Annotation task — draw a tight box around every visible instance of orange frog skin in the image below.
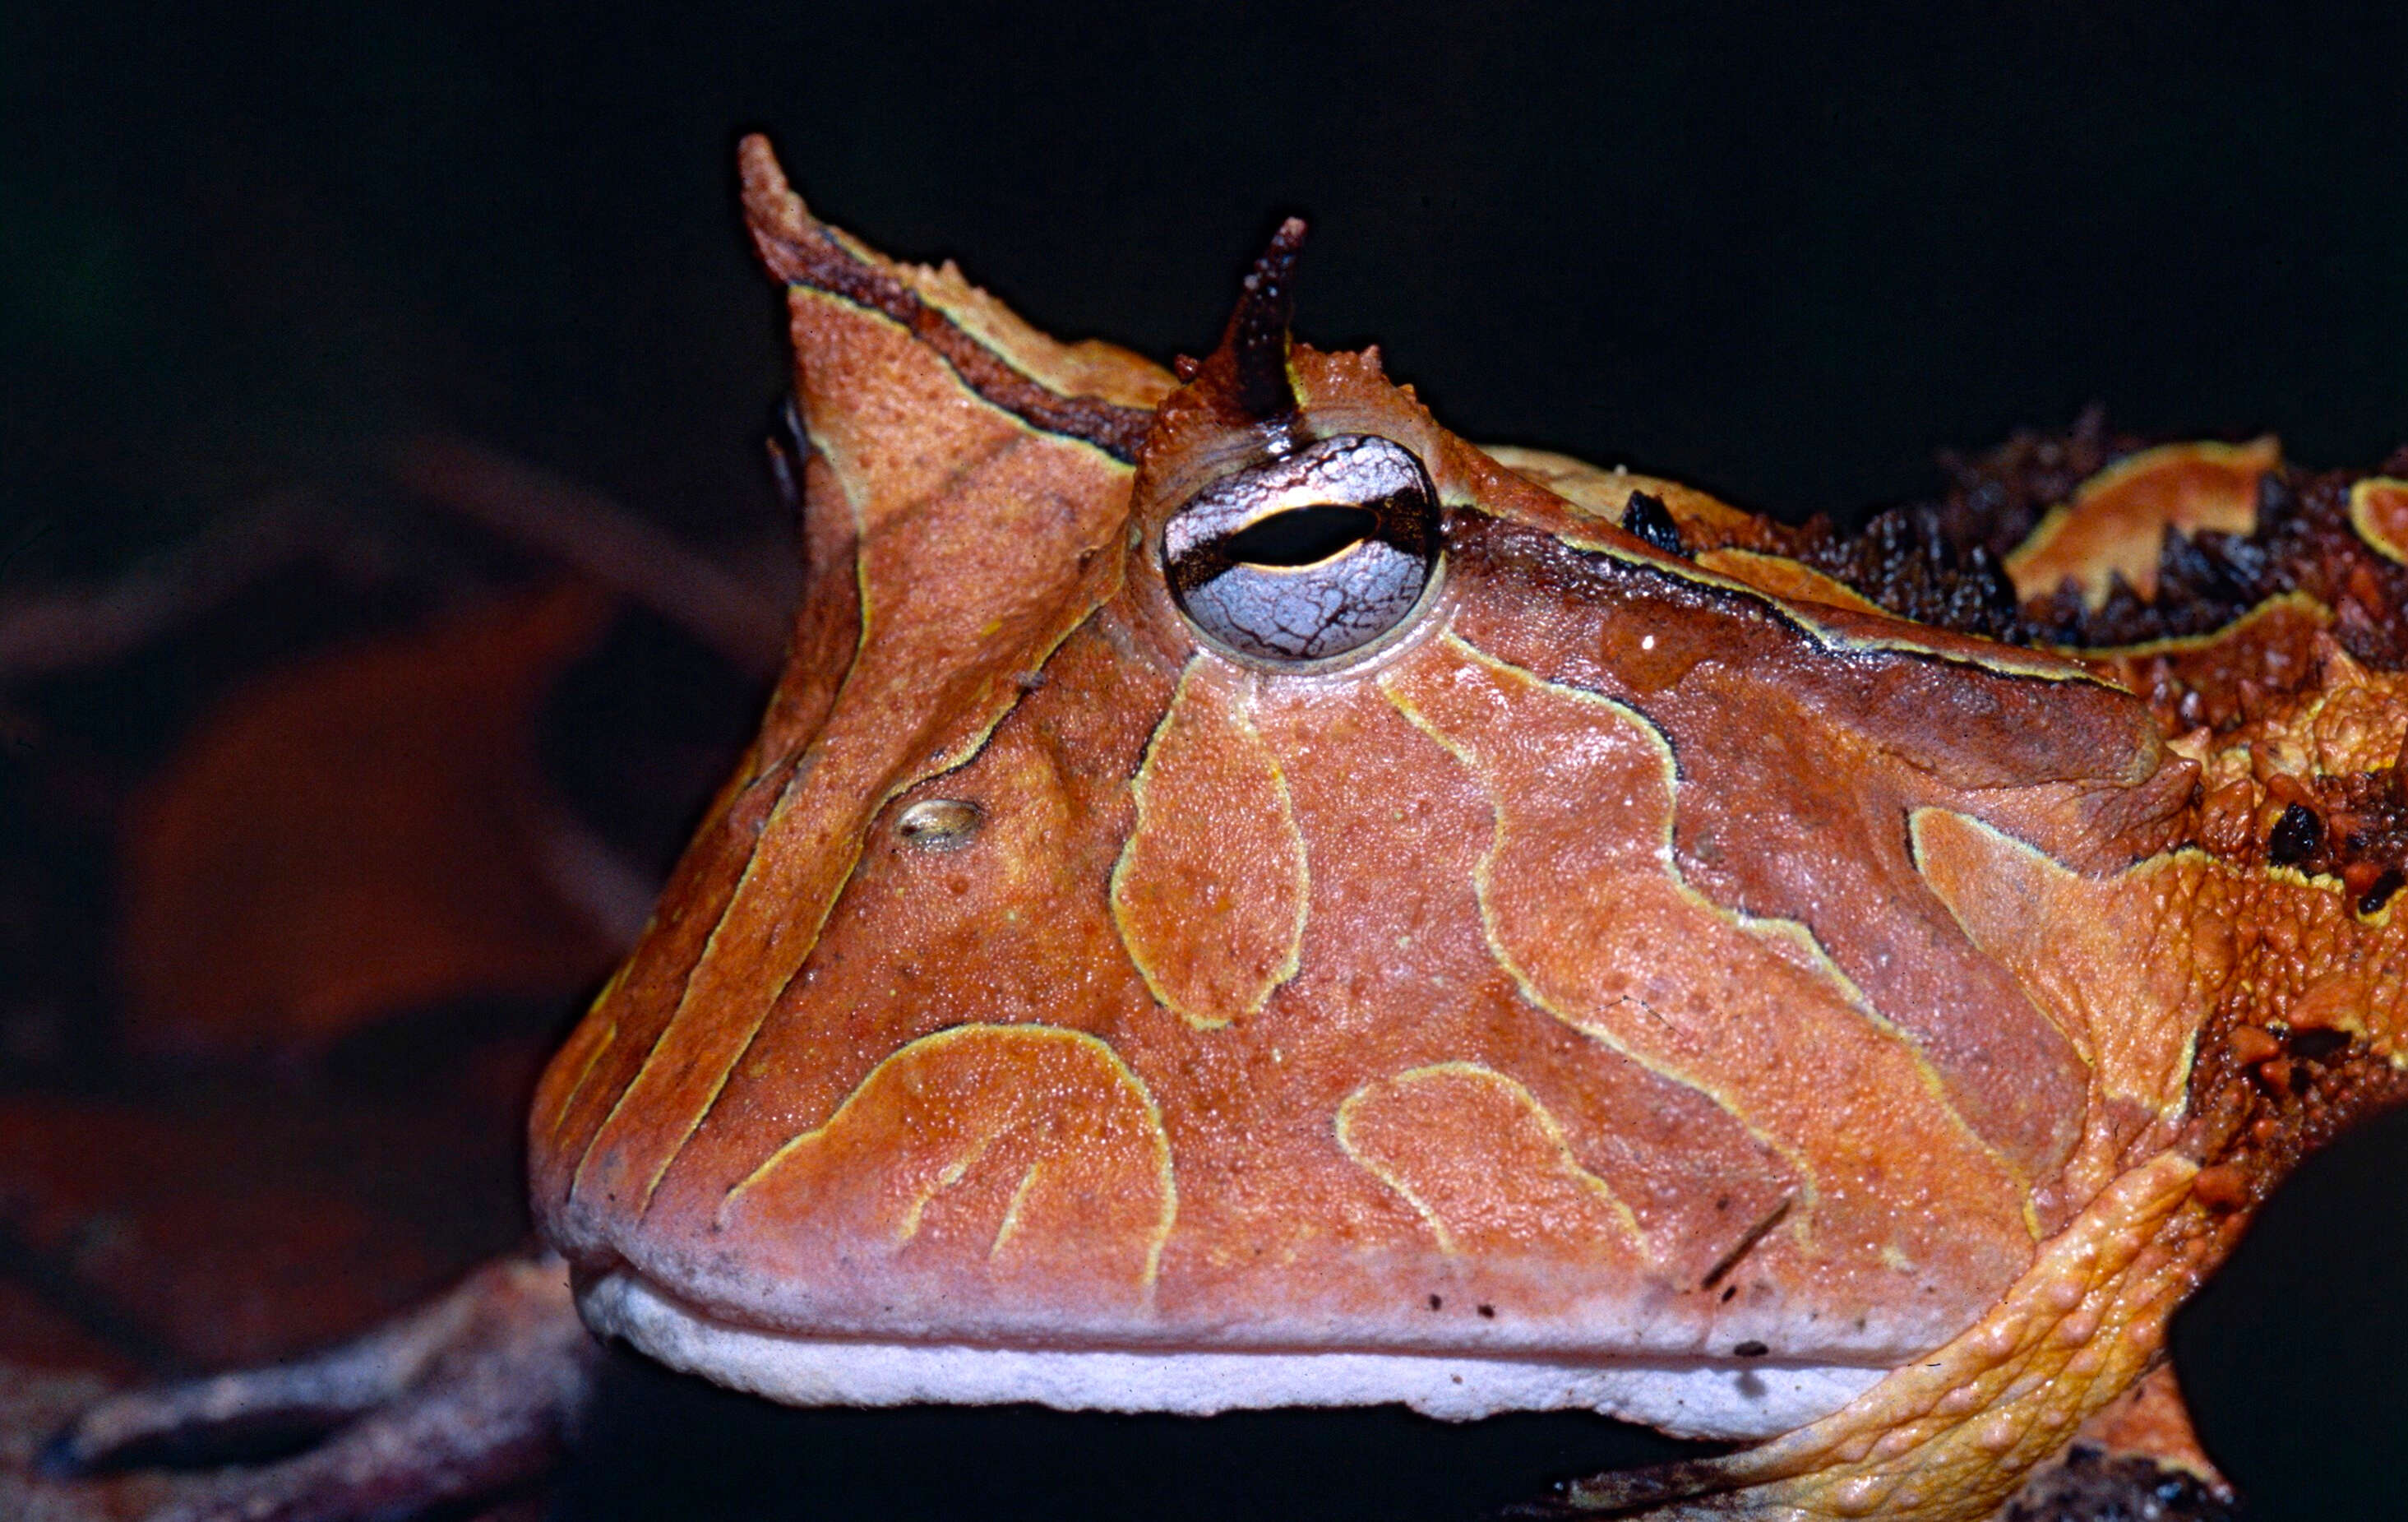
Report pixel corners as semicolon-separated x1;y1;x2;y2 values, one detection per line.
517;138;2408;1519
45;135;2408;1522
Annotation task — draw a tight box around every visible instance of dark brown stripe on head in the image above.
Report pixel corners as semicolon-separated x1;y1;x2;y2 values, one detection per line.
739;138;1155;463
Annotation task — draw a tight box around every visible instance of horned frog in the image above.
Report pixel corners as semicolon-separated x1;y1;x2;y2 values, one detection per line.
43;135;2408;1521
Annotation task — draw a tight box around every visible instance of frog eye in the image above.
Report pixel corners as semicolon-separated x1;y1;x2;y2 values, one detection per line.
1162;434;1441;663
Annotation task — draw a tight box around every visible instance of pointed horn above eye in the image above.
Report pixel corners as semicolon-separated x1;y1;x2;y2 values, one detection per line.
1213;216;1308;422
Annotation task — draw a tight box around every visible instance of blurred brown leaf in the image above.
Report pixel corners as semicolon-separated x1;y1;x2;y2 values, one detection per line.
0;1084;545;1522
0;1089;526;1370
0;1281;135;1380
117;583;627;1056
395;434;789;676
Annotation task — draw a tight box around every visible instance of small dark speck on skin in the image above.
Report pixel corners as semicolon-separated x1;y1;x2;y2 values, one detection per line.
1428;1294;1443;1311
1720;1285;1737;1302
2267;802;2322;865
1733;1340;1768;1358
1476;1304;1495;1319
2290;1027;2350;1062
2361;865;2404;915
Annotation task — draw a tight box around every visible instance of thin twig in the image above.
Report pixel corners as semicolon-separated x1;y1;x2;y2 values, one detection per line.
391;434;788;674
0;495;317;685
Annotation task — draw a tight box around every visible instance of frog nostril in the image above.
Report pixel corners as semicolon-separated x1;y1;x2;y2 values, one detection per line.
896;798;982;851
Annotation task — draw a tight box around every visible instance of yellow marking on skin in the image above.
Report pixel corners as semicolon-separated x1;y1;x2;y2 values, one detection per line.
547;1011;617;1147
1379;649;1823;1235
573;292;1134;1217
1693;547;1892;615
1480;444;1761;539
1142;1133;1176;1290
1430;634;2044;1228
1909;809;2216;1120
1338;1103;1458;1256
2249;857;2401;932
897;1150;982;1245
1384;632;2036;1253
2349;477;2408;564
991;1163;1044;1259
1333;1062;1648;1258
2041;589;2332;660
1255;713;1310;996
2004;437;2279;606
545;960;627;1145
1450;631;2013;1168
2063;437;2274;516
1109;658;1309;1030
723;1024;1178;1293
878;258;1176;412
792;285;1154;474
1530;521;2105;687
2265;860;2355;902
567;423;883;1213
1717;909;2036;1242
1112;678;1199;1021
714;1029;1150;1218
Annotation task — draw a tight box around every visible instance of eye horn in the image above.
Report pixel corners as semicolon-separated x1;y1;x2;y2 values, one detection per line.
1162;435;1441;663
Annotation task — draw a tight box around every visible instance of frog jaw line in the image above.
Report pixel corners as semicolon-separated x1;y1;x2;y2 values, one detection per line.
579;1266;1883;1441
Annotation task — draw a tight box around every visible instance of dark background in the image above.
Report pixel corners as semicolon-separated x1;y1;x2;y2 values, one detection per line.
7;2;2408;1519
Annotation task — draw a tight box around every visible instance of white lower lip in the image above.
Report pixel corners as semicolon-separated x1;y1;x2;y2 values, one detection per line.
578;1268;1884;1441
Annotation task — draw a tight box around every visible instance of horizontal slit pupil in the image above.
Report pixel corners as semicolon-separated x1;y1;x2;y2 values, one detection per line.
1223;504;1380;567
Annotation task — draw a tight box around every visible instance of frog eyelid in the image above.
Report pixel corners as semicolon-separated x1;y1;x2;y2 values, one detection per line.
1162;433;1443;664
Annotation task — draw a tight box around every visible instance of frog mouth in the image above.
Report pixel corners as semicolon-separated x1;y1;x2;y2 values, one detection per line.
576;1265;1884;1442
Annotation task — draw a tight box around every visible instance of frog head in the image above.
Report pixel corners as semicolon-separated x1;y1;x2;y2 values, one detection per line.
529;136;2217;1459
